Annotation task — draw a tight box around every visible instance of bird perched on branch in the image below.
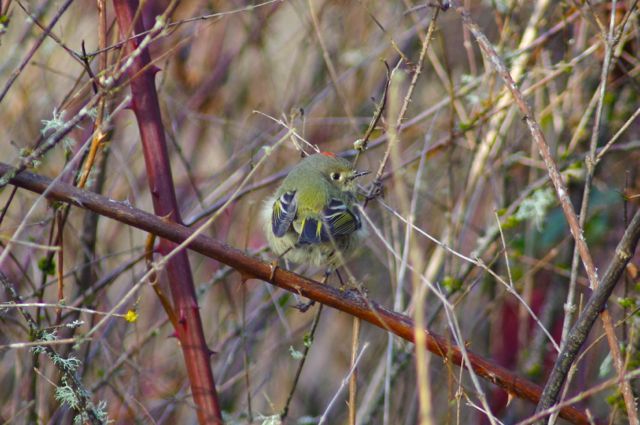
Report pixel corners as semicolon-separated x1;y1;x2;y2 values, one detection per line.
262;152;368;280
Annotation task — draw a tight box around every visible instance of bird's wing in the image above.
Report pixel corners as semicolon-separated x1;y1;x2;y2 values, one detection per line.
321;198;361;237
297;199;360;246
271;190;297;237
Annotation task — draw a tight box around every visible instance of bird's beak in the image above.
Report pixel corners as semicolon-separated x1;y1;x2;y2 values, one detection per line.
349;170;370;180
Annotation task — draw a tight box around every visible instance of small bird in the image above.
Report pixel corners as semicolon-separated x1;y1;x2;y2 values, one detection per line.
262;152;369;277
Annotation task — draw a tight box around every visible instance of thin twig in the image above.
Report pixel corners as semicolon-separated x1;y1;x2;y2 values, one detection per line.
307;0;358;132
349;317;360;425
368;6;441;199
0;0;74;103
319;342;369;425
280;304;324;421
558;1;640;422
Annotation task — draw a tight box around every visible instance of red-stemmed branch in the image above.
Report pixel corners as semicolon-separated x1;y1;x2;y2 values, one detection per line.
0;162;607;425
111;1;223;423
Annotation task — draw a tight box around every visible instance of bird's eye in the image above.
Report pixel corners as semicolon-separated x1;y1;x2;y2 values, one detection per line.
331;172;341;181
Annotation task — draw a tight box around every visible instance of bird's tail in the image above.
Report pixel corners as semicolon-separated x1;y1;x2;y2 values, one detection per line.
297;217;328;245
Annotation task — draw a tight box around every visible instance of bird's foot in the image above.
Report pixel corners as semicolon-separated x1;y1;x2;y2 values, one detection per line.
348;281;367;297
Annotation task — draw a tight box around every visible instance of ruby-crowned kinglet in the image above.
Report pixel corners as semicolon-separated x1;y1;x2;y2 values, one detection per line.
262;152;369;269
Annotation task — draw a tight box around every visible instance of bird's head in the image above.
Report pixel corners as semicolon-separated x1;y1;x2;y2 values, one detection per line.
307;152;369;192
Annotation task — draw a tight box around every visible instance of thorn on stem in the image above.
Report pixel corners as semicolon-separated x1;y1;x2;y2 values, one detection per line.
293;300;315;313
269;260;278;282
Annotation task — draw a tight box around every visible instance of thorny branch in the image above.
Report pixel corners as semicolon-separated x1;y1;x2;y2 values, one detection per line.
0;162;600;425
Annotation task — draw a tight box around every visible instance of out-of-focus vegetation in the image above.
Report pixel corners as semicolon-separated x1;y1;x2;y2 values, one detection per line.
1;1;640;424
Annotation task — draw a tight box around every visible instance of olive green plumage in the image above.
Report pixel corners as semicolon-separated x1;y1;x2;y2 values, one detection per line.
262;152;368;268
